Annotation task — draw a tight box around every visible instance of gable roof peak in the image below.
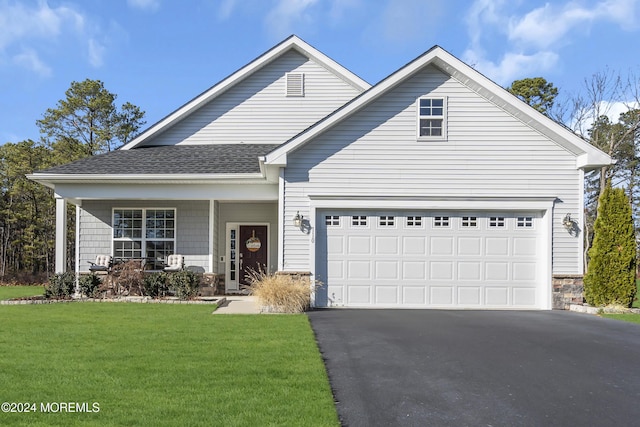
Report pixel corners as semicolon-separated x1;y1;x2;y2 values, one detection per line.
120;35;370;150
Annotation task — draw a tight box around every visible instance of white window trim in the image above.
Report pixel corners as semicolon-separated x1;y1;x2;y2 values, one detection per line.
417;96;447;141
111;207;177;262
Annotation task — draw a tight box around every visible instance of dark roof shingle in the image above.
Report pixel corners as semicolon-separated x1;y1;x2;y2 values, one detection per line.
38;144;280;175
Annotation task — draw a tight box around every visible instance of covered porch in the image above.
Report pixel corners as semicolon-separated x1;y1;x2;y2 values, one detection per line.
51;181;280;294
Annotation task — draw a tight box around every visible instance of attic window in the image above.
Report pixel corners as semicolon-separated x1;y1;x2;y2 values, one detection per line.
417;97;446;139
286;73;304;97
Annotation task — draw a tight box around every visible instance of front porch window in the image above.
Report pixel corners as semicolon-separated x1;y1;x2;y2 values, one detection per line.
113;208;176;269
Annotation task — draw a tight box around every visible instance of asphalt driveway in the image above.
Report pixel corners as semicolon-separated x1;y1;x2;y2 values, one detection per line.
307;310;640;426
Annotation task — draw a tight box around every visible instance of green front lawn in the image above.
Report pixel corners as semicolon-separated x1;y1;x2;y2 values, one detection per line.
601;313;640;324
0;301;339;426
0;285;44;300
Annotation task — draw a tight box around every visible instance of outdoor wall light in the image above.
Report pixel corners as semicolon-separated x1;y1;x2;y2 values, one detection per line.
563;213;574;231
293;211;303;228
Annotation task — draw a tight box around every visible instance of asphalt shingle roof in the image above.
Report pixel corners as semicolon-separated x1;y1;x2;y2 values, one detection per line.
38;144;280;175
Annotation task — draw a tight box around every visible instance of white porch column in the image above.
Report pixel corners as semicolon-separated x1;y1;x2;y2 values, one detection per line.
55;195;67;273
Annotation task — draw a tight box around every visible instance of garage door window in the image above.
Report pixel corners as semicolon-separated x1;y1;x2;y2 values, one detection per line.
461;216;478;227
517;216;533;228
352;216;367;226
379;216;395;227
407;216;422;227
489;217;506;227
325;215;340;226
434;216;450;227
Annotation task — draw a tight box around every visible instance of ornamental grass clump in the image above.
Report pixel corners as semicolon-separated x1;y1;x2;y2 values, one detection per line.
247;269;314;313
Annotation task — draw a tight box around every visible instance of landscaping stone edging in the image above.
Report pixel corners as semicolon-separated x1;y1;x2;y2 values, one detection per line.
569;304;640;315
1;296;226;306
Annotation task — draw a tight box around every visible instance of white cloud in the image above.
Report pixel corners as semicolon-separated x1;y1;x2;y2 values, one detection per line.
0;1;123;73
463;49;559;85
507;1;639;49
127;0;160;12
264;0;319;38
12;48;52;77
88;38;105;68
463;0;640;85
0;1;84;49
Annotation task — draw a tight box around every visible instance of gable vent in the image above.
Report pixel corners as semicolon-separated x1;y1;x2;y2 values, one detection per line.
286;72;304;97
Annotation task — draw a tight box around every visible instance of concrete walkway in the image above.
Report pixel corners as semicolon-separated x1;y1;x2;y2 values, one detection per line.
212;295;261;314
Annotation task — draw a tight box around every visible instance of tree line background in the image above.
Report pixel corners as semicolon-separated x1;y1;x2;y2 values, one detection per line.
1;72;639;283
0;79;145;282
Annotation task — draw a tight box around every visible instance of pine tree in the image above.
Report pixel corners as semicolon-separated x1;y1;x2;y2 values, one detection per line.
584;183;637;306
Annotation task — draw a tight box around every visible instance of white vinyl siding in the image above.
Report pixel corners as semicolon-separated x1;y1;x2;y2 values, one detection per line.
282;65;581;275
141;51;362;146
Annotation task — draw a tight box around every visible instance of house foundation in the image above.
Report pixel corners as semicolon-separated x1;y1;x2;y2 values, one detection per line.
552;275;584;309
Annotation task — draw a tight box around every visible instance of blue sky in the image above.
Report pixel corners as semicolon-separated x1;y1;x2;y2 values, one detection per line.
1;0;639;144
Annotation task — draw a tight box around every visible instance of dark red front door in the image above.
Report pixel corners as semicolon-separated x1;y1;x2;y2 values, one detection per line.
239;226;268;285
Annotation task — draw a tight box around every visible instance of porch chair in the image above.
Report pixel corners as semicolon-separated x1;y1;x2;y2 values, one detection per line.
163;254;184;272
88;254;112;273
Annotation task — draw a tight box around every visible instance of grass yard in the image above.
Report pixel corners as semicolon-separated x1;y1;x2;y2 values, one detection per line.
601;313;640;324
0;300;339;426
0;285;45;300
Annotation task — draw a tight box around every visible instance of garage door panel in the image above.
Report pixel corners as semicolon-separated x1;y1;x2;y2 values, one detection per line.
403;261;426;280
513;237;537;256
318;211;543;309
458;237;482;255
376;286;398;304
327;260;344;280
348;286;371;304
513;288;537;305
485;262;509;280
375;261;399;279
403;236;427;255
376;236;399;254
486;237;509;256
403;287;426;304
430;261;454;280
430;237;454;255
458;262;482;280
513;262;536;281
430;286;454;305
348;236;371;254
458;287;482;305
327;235;345;255
347;260;371;279
485;287;510;306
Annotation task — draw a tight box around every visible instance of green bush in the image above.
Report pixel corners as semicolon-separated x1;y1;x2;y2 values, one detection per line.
44;272;76;299
584;184;637;307
167;270;200;300
143;272;168;298
78;273;102;298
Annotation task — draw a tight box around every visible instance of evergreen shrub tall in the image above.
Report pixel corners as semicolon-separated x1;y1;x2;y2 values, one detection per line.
584;184;637;307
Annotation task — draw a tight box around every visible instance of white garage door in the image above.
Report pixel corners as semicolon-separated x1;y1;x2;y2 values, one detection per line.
316;211;544;309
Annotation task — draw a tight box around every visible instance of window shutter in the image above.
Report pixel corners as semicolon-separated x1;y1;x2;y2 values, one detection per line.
286;73;304;97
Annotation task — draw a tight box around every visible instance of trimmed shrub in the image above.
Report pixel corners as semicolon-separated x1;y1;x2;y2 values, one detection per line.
584;184;637;307
143;272;168;298
44;272;76;299
78;273;102;298
167;270;200;300
247;269;314;313
111;260;145;296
